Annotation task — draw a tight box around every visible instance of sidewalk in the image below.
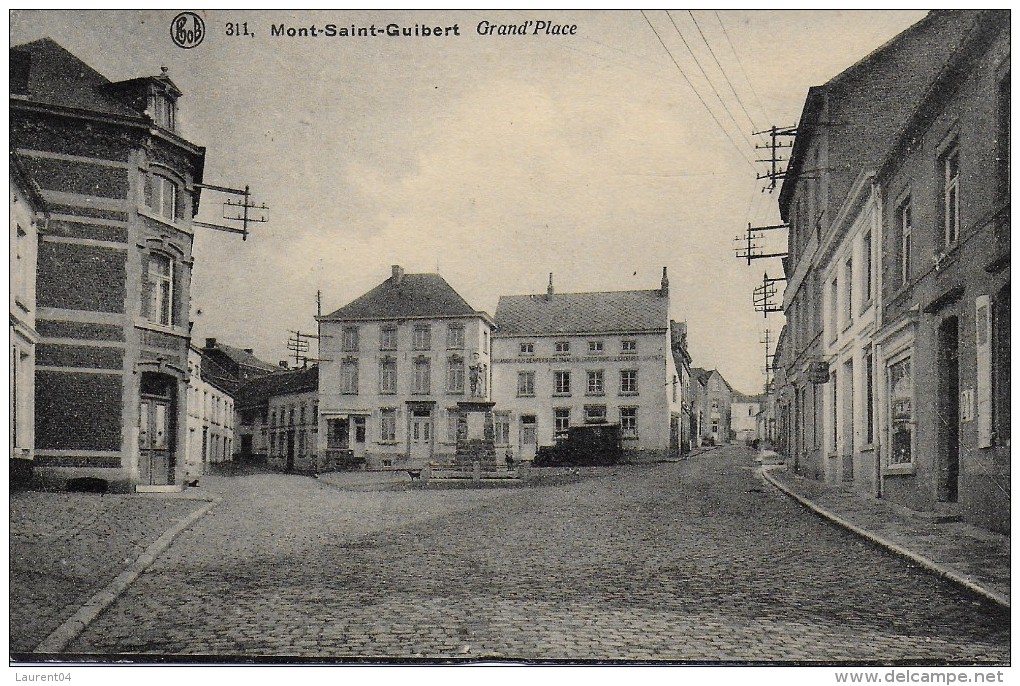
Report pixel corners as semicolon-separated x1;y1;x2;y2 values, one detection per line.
761;464;1010;608
10;489;216;654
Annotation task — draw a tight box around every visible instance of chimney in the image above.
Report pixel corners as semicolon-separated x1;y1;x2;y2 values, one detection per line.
243;348;254;354
392;264;404;285
279;360;289;369
205;337;217;349
659;266;669;298
545;273;554;301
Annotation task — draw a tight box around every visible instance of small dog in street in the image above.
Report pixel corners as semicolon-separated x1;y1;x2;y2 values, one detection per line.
407;469;422;481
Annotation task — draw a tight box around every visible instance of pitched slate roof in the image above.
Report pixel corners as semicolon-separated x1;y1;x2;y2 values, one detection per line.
235;366;319;409
321;272;481;322
197;343;281;395
11;38;142;118
691;367;712;385
494;289;668;337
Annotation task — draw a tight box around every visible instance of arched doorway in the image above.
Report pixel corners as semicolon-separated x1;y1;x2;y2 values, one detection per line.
139;372;177;486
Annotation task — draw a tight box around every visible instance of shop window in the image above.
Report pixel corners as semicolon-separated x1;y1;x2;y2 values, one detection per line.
888;356;913;465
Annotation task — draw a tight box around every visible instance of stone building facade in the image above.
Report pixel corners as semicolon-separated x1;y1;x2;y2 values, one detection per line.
317;266;493;469
491;271;683;461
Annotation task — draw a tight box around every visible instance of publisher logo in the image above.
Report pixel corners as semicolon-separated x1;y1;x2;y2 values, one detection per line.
171;12;205;49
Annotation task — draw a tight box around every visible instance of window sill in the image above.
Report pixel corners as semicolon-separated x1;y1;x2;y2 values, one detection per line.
619;391;639;397
517;393;535;398
446;390;465;396
553;393;572;398
377;440;399;446
137;207;186;231
585;392;605;397
136;320;187;337
884;463;915;476
622;435;639;441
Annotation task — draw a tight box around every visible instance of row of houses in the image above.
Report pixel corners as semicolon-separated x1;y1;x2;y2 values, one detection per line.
232;265;751;472
8;37;755;493
767;10;1009;534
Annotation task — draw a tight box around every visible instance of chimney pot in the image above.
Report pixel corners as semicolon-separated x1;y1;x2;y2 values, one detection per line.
392;264;404;284
546;273;554;300
660;267;669;297
205;338;217;349
243;348;253;354
279;361;289;369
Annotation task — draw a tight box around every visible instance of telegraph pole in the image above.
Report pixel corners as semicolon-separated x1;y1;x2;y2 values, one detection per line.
754;124;797;192
192;183;268;240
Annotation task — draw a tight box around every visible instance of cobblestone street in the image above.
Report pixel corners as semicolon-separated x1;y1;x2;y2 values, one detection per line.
66;445;1009;663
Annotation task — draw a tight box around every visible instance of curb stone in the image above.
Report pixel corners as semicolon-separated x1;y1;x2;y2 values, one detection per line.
759;465;1009;610
33;496;222;654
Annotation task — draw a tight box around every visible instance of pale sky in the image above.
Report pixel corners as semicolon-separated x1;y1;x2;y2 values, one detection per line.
10;9;928;394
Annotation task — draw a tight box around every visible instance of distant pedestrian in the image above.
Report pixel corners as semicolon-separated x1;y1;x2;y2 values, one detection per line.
505;447;515;472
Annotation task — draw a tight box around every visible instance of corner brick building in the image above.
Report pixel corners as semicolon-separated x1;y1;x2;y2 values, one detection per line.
11;39;206;490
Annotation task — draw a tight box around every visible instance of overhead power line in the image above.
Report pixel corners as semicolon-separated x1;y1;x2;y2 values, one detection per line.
639;10;756;170
713;11;773;125
687;10;761;132
664;10;756;153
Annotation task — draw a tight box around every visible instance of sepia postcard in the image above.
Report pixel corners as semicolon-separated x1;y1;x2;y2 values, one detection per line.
8;9;1011;680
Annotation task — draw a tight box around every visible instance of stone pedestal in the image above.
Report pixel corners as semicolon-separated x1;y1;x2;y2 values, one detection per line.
455;401;497;470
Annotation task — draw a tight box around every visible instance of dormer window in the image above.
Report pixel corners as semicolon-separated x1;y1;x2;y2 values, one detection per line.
148;91;177;131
